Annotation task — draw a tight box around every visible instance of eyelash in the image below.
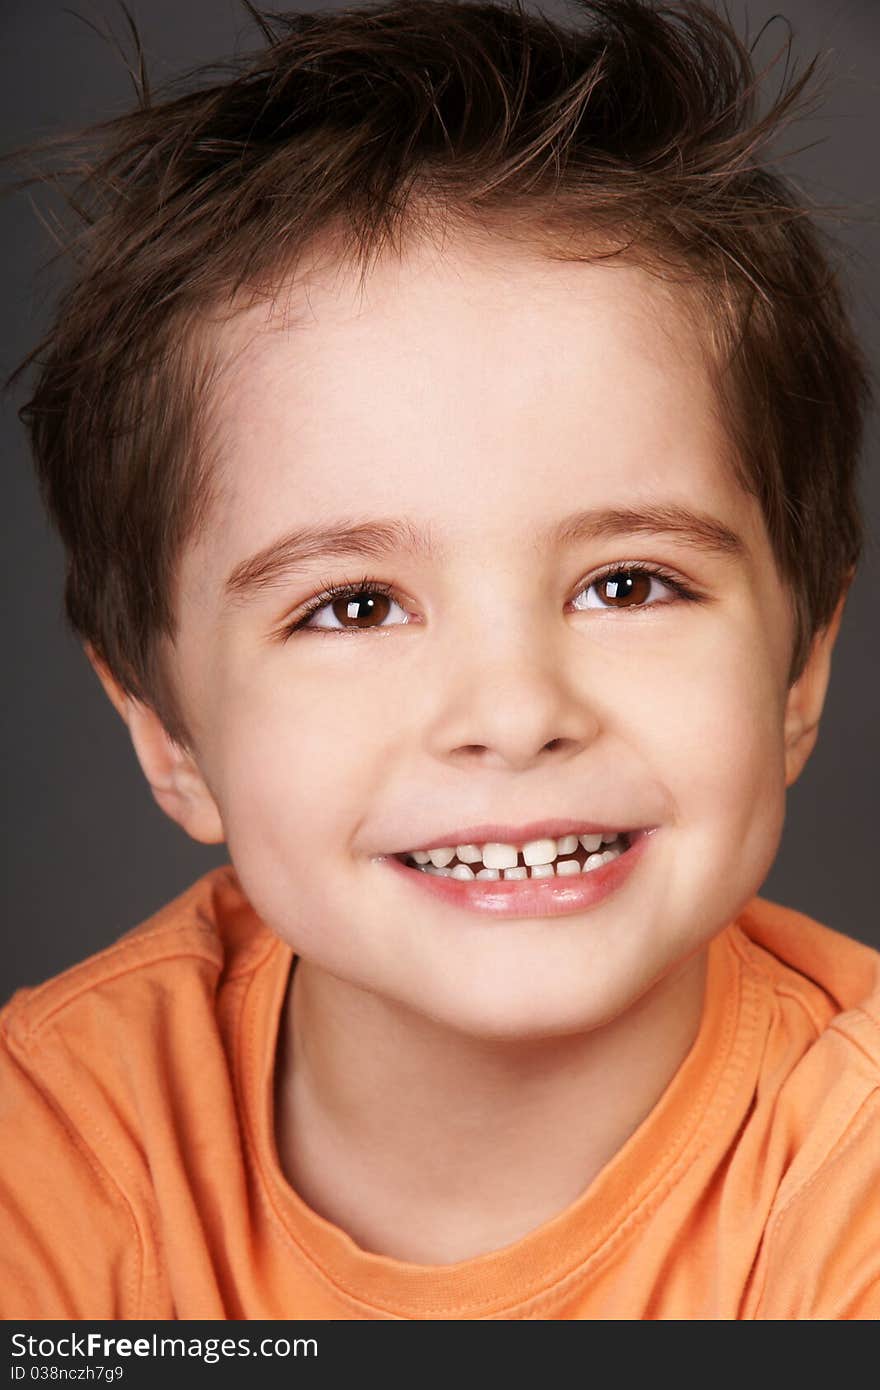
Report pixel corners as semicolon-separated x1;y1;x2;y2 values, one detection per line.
281;563;704;639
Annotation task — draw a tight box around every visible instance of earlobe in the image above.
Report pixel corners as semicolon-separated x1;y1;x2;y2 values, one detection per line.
84;643;225;845
783;589;848;788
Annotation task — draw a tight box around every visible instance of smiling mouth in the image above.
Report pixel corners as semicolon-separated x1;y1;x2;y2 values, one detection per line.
395;831;633;880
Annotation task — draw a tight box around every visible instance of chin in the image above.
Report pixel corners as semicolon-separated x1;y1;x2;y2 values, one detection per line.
417;976;640;1044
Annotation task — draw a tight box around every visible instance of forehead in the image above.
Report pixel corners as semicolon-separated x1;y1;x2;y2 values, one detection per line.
183;233;752;603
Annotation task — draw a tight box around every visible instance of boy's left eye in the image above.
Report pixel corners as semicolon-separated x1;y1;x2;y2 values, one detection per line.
285;564;699;636
573;567;688;610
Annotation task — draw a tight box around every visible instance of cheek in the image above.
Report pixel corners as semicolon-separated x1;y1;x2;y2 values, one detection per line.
635;619;788;850
207;672;392;952
210;665;389;859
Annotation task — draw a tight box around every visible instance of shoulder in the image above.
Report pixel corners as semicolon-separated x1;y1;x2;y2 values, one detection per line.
730;897;880;1318
1;863;278;1150
2;863;271;1048
0;865;277;1317
733;894;880;1083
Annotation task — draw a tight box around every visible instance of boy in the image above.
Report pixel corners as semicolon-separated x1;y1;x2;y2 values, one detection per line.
2;0;878;1319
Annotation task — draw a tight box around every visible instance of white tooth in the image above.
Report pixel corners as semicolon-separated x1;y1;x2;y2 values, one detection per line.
456;844;482;864
556;859;581;876
451;864;476;880
601;848;621;864
582;853;604;872
482;842;519;870
580;834;603;853
601;831;619;844
476;868;501;880
530;863;555;878
522;837;557;866
557;834;579;855
412;850;431;864
428;847;456;867
428;865;453;877
503;866;528;880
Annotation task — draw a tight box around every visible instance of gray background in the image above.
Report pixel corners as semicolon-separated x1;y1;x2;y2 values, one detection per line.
2;0;878;999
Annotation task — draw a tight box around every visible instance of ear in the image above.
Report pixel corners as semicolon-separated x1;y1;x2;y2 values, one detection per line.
783;586;849;788
85;645;225;845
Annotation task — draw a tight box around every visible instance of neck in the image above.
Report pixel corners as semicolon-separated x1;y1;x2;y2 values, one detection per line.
273;947;708;1265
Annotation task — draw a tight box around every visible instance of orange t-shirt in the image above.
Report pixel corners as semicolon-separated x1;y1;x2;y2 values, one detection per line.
1;864;878;1320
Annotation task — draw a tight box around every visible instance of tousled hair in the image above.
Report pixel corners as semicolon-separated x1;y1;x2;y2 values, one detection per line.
11;0;872;751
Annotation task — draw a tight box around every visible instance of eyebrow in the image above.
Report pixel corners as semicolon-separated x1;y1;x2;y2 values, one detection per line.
222;504;748;610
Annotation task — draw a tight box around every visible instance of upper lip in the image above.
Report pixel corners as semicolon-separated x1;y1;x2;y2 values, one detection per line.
382;819;649;856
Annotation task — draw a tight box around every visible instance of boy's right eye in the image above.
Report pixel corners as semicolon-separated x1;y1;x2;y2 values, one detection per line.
284;579;410;636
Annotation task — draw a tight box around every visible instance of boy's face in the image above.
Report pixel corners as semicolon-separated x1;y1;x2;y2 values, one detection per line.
106;234;841;1039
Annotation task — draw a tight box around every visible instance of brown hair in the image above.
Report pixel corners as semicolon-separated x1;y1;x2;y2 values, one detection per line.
11;0;871;751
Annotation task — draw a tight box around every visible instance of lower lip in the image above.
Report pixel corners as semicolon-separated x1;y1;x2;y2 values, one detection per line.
379;829;655;919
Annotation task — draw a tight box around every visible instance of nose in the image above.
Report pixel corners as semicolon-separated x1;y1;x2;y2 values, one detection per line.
424;618;601;774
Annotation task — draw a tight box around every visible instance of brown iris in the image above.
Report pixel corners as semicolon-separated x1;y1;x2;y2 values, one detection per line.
331;590;393;628
598;571;652;607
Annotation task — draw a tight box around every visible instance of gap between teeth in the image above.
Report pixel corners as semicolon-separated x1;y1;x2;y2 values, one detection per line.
404;833;628;879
